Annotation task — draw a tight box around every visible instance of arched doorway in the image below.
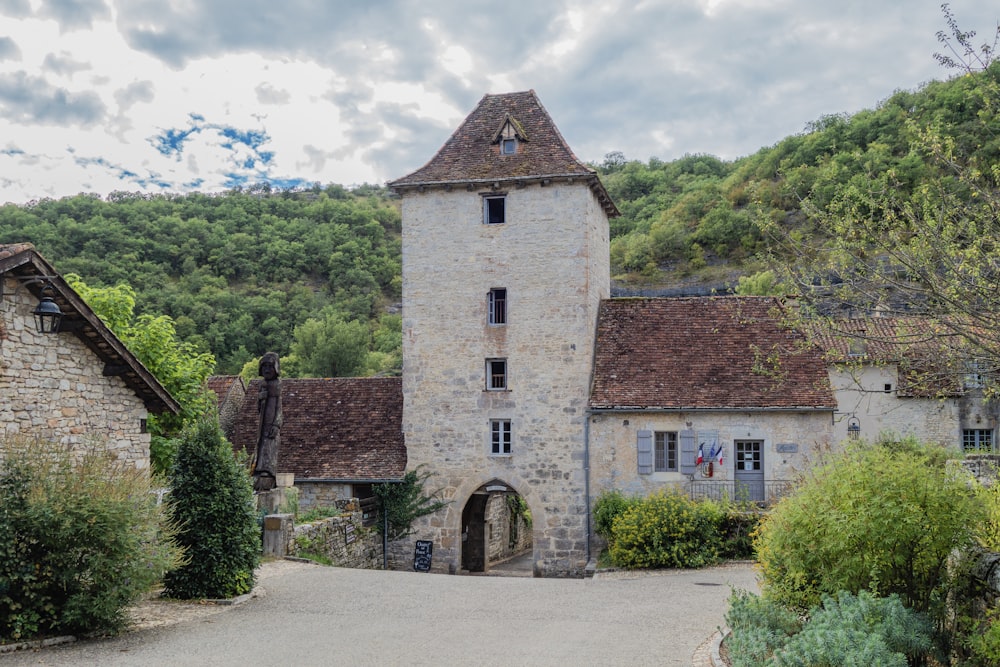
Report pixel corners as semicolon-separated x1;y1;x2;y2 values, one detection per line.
460;479;532;573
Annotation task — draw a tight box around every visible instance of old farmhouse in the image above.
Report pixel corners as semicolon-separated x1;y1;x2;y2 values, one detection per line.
0;242;179;468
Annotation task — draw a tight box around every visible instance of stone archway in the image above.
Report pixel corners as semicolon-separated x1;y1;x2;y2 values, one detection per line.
460;478;533;573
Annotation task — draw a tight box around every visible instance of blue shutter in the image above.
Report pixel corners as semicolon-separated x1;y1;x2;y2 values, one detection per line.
637;430;653;475
679;430;697;475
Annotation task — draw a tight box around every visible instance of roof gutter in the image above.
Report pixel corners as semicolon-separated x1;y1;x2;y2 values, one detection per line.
587;406;836;414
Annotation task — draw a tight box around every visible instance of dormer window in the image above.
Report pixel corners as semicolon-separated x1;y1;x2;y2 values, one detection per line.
492;113;527;157
502;138;516;154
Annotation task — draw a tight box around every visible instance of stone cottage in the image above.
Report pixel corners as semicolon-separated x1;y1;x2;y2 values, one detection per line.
0;243;179;468
588;296;836;504
231;377;407;507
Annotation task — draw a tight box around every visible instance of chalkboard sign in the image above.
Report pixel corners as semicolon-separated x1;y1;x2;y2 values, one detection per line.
413;540;433;572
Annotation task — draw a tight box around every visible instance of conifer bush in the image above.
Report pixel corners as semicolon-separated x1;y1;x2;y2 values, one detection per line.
163;417;259;599
0;437;181;642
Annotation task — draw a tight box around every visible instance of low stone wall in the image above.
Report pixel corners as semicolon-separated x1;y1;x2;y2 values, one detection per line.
283;499;382;569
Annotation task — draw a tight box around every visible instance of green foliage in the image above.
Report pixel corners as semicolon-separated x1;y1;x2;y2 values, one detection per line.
163;417;260;600
593;489;640;540
753;440;983;617
296;505;341;523
734;269;785;296
66;274;217;474
964;607;1000;666
718;509;763;560
0;437;181;642
372;467;449;541
727;590;934;667
290;308;370;378
606;489;724;569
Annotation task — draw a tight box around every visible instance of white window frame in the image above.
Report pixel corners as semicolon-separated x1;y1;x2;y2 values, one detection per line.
654;431;678;472
488;288;507;325
483;195;506;225
490;419;512;455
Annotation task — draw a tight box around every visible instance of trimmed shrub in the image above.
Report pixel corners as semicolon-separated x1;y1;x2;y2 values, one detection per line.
163;417;259;599
607;489;724;569
754;440;982;616
0;437;181;641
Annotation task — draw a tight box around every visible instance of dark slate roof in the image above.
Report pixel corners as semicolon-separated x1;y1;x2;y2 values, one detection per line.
0;243;179;414
388;90;618;217
232;377;405;481
590;297;836;410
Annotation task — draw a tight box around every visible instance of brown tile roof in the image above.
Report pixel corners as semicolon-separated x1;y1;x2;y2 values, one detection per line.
590;297;835;410
388;90;618;217
231;377;405;481
808;317;965;397
206;375;244;409
0;243;179;413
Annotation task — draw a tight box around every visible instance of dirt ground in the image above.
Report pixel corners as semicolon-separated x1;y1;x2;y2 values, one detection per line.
127;558;314;631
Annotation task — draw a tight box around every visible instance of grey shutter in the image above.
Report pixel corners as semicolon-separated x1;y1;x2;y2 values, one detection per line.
637;430;653;475
679;429;698;475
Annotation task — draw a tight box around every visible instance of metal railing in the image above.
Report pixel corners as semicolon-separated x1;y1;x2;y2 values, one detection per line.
686;479;796;506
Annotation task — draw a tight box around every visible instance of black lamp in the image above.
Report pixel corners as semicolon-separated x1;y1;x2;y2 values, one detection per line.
33;284;63;334
847;417;861;440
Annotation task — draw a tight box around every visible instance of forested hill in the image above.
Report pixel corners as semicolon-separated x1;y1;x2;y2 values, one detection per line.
1;63;996;376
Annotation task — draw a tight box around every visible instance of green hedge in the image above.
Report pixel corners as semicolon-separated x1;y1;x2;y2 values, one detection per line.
0;438;181;642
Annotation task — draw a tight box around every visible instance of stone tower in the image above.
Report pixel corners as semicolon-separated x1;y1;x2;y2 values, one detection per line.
389;90;617;576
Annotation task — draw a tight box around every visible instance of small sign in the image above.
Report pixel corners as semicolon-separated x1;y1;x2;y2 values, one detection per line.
413;540;433;572
776;443;799;454
344;523;356;545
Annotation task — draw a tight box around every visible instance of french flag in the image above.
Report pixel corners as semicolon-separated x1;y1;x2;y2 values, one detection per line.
696;443;705;465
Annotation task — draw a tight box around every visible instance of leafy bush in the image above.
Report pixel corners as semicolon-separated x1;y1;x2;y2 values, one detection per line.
593;489;640;540
754;440;982;616
727;590;934;667
372;466;449;541
718;509;763;560
0;437;181;642
163;418;260;599
607;489;724;569
965;609;1000;666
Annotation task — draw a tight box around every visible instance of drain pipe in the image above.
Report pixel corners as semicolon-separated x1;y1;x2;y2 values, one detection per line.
584;408;592;566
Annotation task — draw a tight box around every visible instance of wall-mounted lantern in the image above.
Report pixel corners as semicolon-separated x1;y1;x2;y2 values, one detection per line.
33;284;63;334
847;417;861;440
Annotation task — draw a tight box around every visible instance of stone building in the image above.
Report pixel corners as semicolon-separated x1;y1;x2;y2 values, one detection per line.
0;243;179;468
588;297;836;505
231;377;407;507
389;90;618;576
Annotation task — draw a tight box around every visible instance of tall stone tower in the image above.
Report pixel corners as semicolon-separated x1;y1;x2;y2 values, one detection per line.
389;90;617;576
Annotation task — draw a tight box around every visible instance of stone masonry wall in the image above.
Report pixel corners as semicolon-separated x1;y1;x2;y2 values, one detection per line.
0;277;150;468
287;500;382;569
400;182;610;577
485;493;532;564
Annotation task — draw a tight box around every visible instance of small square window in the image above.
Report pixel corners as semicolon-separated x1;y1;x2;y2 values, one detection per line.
484;196;505;224
487;358;507;390
488;288;507;325
502;138;516;154
491;419;512;455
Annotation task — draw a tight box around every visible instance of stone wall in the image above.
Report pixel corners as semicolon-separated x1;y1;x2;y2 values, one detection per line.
286;499;382;569
0;277;150;468
485;493;532;564
296;481;354;510
400;181;610;577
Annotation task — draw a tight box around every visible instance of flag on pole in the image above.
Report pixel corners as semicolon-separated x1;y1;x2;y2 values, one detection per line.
696;443;704;465
715;444;724;465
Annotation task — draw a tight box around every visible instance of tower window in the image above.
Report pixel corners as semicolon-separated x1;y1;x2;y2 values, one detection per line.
484;195;505;224
491;419;512;455
487;359;507;390
502;138;516;154
488;288;507;325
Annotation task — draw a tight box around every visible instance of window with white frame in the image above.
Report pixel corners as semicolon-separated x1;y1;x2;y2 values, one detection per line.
483;195;505;225
490;419;512;455
654;431;678;472
488;288;507;325
963;429;994;452
487;358;507;390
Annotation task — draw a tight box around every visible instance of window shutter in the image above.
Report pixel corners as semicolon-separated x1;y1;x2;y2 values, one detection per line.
679;429;697;475
637;430;653;475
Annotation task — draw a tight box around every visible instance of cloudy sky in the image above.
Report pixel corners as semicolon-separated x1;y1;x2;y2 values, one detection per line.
0;0;996;204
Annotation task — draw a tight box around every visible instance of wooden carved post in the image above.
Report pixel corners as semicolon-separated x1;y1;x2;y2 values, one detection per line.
254;351;281;493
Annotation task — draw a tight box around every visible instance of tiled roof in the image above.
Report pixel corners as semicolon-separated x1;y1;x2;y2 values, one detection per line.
231;377;405;481
389;90;618;217
206;375;243;408
590;297;836;410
